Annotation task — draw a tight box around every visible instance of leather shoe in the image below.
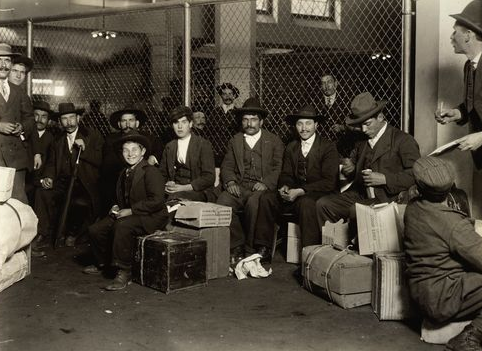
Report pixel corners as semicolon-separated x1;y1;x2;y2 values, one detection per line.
105;270;131;291
445;324;482;351
82;265;103;275
33;234;49;249
230;246;245;265
256;245;272;263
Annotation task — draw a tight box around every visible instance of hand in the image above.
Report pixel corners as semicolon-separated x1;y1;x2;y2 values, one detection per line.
278;185;290;197
115;208;132;219
74;138;85;151
252;182;268;192
332;123;346;133
226;181;241;198
40;177;53;189
0;122;17;134
434;108;461;125
165;182;192;193
12;123;23;136
341;158;355;175
33;154;42;170
456;132;482;151
147;155;159;166
362;170;386;186
281;188;305;202
109;205;120;217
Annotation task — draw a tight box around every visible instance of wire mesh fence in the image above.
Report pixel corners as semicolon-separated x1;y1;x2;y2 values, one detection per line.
0;0;403;159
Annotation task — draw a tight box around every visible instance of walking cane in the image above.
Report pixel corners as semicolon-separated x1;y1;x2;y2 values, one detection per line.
53;146;82;249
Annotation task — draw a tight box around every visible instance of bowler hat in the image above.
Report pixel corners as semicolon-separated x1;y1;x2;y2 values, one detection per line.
109;106;147;130
413;156;455;202
33;101;53;115
216;82;240;99
0;43;20;57
115;130;151;152
169;105;193;123
285;105;323;126
233;98;268;119
450;0;482;36
54;102;85;119
345;92;387;126
12;55;34;73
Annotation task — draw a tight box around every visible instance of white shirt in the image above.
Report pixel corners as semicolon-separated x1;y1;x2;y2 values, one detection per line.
38;130;46;138
368;122;387;149
301;133;316;157
222;103;235;114
244;130;262;149
177;133;191;164
472;52;481;69
0;79;9;101
324;93;336;108
66;128;79;152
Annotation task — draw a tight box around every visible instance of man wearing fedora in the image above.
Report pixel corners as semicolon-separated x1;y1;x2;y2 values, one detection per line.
160;105;215;201
86;131;168;291
100;106;163;215
316;92;420;239
253;105;339;260
216;97;284;262
8;55;33;86
0;43;35;204
405;156;482;351
435;0;482;169
34;102;104;247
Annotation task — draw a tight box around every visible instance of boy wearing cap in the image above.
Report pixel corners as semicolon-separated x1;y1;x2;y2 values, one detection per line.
159;105;215;201
86;131;168;291
404;156;482;351
253;105;339;260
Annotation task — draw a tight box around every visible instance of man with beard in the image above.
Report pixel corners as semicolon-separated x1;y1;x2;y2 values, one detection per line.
8;55;33;86
99;107;163;215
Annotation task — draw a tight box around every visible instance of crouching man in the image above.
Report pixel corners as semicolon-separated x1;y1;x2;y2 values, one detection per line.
404;156;482;351
86;131;169;291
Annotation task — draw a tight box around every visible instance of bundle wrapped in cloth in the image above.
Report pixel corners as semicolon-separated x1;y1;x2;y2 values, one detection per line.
234;254;272;280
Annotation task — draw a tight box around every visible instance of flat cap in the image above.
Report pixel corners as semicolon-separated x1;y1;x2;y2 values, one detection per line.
169;105;193;123
413;156;455;201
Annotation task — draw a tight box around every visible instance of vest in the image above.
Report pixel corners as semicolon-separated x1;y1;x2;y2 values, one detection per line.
174;159;192;185
241;139;263;188
296;147;308;187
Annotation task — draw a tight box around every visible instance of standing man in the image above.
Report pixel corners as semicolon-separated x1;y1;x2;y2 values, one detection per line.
435;0;482;168
8;55;33;86
0;43;35;203
316;92;420;237
160;105;215;201
253;105;339;259
216;98;284;261
34;102;103;247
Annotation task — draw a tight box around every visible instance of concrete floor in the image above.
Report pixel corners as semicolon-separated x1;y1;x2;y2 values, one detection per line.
0;245;444;351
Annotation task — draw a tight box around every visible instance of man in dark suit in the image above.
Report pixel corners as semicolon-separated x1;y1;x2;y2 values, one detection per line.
0;43;35;204
160;105;215;201
316;92;420;237
216;98;284;261
34;103;104;247
254;105;339;259
435;0;482;169
86;131;168;291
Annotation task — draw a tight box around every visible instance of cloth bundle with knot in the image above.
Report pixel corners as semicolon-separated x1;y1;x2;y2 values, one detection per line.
234;254;272;280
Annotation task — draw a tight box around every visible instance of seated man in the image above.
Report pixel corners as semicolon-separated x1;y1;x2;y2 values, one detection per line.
160;105;215;201
86;131;169;291
216;98;284;261
253;105;339;260
316;92;420;237
404;156;482;351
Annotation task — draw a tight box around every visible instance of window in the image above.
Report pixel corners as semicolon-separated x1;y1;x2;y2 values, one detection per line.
291;0;335;20
256;0;273;15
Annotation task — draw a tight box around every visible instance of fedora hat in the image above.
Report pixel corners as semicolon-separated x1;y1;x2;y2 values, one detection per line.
0;43;20;57
233;97;268;119
33;101;53;115
109;106;147;130
216;82;240;98
450;0;482;36
54;102;85;119
169;105;193;123
12;55;33;73
345;92;387;126
114;130;151;152
285;105;323;125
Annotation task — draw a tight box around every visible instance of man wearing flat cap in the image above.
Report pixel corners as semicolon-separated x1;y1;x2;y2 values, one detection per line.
316;92;420;241
404;156;482;351
34;102;104;247
99;106;163;215
253;105;339;261
216;98;284;262
0;43;35;203
86;131;168;291
159;105;215;201
435;0;482;169
8;55;33;86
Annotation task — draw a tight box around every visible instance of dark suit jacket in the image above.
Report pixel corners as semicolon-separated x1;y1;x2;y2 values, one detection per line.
160;133;215;192
44;125;104;215
28;129;54;186
116;160;167;233
0;81;34;170
207;106;238;166
351;124;420;202
221;130;284;190
279;134;339;193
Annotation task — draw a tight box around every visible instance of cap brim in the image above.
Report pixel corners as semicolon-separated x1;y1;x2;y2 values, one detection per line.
285;114;323;126
450;14;482;36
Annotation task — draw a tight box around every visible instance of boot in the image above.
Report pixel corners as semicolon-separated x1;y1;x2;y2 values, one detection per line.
445;324;482;351
105;269;131;291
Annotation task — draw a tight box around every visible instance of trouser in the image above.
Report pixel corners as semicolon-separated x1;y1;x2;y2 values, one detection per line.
167;190;207;202
88;215;146;270
254;190;329;249
216;187;265;249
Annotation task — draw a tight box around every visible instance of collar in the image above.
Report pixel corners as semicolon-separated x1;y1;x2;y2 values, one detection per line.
222;103;235;114
244;129;262;148
38;129;46;138
301;132;316;146
324;92;336;104
472;52;481;69
177;133;192;145
67;127;79;139
368;122;387;148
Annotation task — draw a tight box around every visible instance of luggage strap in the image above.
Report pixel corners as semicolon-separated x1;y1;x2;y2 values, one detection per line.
139;233;161;286
5;202;22;228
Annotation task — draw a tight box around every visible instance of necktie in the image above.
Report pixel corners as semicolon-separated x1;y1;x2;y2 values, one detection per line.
301;141;309;157
67;134;75;152
0;80;6;100
466;61;476;113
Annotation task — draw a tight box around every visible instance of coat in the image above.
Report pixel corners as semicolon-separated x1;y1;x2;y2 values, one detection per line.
207;106;239;166
28;129;54;186
220;129;284;190
116;159;167;233
279;134;339;194
0;81;34;170
160;133;215;192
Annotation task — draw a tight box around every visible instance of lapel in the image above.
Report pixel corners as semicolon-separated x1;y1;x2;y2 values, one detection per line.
291;140;301;176
131;160;147;192
233;133;245;176
166;140;177;180
370;124;392;165
355;142;369;176
185;134;197;168
476;55;482;92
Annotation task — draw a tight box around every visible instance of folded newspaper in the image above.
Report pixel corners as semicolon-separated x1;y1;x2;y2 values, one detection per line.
428;139;460;156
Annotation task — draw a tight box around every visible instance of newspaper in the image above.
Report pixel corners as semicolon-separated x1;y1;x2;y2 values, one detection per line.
428;139;460;156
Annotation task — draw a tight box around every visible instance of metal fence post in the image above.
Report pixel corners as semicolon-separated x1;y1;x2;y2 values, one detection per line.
402;0;413;133
26;19;33;97
184;1;191;107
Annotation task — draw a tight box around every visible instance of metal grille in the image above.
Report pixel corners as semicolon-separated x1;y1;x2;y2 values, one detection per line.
0;0;403;154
